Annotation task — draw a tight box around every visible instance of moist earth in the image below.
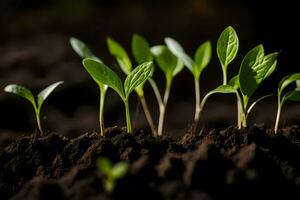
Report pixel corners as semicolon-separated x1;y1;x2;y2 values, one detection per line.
0;125;300;200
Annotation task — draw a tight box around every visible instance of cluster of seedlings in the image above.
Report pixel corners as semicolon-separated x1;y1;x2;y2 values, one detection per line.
4;26;300;138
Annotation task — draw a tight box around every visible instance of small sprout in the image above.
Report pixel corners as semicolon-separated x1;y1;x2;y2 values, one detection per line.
4;81;63;137
82;58;153;133
165;37;212;130
274;73;300;133
70;37;107;136
107;36;157;135
217;26;239;84
96;157;129;193
151;45;184;136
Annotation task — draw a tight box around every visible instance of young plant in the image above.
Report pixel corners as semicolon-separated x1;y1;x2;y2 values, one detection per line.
4;81;63;137
70;37;107;136
151;45;184;136
217;26;239;85
165;37;212;129
198;44;277;129
96;157;128;193
274;73;300;133
107;36;157;135
82;58;153;133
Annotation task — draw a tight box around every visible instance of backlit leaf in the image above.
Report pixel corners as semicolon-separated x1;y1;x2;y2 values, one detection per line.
132;34;153;64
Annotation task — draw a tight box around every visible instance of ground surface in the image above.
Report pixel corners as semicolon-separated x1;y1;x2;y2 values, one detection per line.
0;125;299;200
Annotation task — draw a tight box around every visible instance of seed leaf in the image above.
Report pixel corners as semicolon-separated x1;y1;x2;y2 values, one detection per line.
283;90;300;102
107;37;132;75
4;84;36;108
111;162;129;179
37;81;64;110
69;37;101;62
278;73;300;94
207;85;237;96
228;75;240;90
164;37;194;72
151;45;178;80
194;40;212;79
239;45;276;98
83;58;125;99
124;62;153;98
96;157;112;175
132;34;153;64
217;26;239;68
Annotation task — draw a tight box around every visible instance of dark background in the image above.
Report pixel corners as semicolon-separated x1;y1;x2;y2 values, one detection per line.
0;0;299;141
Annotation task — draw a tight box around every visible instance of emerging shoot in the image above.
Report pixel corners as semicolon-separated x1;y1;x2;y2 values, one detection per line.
82;58;153;133
274;73;300;133
96;157;129;193
4;81;63;137
70;37;108;136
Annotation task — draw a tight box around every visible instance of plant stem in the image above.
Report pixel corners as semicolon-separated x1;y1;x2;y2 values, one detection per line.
124;99;132;133
274;96;282;134
148;78;163;106
99;86;107;137
35;110;43;137
157;79;172;136
139;93;157;136
222;64;227;85
194;78;201;130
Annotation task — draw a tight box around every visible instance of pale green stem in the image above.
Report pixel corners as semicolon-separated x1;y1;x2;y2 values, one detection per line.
139;93;157;136
222;64;227;85
35;109;43;137
148;78;163;106
124;99;132;133
274;96;282;134
194;78;201;129
99;87;107;137
157;79;172;137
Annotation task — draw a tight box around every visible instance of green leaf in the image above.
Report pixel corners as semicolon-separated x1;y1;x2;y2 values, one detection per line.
278;73;300;94
4;84;36;109
111;162;129;179
194;41;212;79
228;75;240;90
217;26;239;68
107;37;132;75
96;157;112;175
37;81;64;110
207;85;237;96
164;37;194;72
173;60;184;76
82;58;125;99
69;37;101;62
296;80;300;89
239;44;269;98
151;45;178;80
132;34;153;64
283;90;300;102
124;62;153;98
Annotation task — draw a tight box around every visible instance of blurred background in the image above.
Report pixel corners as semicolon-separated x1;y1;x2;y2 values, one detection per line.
0;0;299;143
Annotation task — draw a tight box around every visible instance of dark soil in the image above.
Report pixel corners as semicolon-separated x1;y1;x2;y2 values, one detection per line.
0;125;300;200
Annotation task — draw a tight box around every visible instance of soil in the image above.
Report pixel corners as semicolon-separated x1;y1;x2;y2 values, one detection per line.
0;125;300;200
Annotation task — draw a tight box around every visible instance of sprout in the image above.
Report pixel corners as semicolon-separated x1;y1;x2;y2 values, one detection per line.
274;73;300;133
165;37;212;130
151;45;184;136
4;81;63;137
96;157;129;193
82;58;153;133
107;36;157;135
70;37;107;136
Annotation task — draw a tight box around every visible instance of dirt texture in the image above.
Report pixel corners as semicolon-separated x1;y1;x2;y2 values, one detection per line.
0;125;299;200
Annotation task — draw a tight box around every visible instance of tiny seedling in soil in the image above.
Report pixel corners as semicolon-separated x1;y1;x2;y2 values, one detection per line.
70;37;108;137
4;81;63;137
96;157;129;193
274;73;300;133
82;58;153;133
107;35;157;135
165;37;212;130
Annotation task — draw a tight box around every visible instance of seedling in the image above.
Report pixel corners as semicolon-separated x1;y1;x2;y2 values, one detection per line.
151;45;184;136
96;157;128;193
82;58;153;133
165;37;212;130
274;73;300;133
70;37;108;136
4;81;63;137
107;36;157;135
